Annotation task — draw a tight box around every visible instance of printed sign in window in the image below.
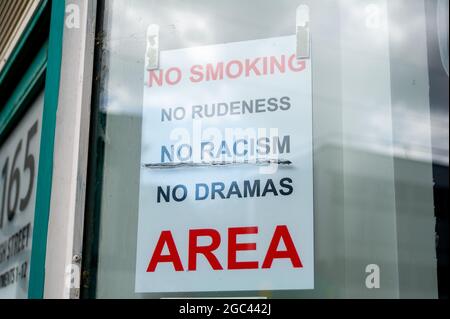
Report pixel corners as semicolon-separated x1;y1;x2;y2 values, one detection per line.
136;35;313;293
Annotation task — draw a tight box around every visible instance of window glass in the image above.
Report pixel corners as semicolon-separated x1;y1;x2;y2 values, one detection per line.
89;0;448;298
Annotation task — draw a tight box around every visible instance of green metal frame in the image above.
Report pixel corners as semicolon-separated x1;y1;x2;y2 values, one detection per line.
0;43;47;143
0;0;65;299
29;0;65;299
81;0;106;298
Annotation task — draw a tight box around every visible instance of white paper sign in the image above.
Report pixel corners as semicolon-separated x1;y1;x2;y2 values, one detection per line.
136;35;313;293
0;92;43;299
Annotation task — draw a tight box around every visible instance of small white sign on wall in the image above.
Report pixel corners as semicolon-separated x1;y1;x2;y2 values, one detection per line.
136;35;314;293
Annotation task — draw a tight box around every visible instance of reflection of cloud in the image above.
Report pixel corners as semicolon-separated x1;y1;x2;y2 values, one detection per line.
101;0;448;167
105;85;136;113
394;104;448;158
342;101;448;166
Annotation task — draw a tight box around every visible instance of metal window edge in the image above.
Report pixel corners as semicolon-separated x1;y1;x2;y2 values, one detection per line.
0;0;43;73
0;0;49;88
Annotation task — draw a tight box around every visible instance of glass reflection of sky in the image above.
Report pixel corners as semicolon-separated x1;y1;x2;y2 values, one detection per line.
102;0;448;166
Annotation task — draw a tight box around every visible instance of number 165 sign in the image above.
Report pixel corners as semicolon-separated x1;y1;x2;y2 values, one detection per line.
0;94;43;299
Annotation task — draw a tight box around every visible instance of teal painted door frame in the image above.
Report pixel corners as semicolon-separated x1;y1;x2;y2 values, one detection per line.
29;0;65;299
0;0;65;299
